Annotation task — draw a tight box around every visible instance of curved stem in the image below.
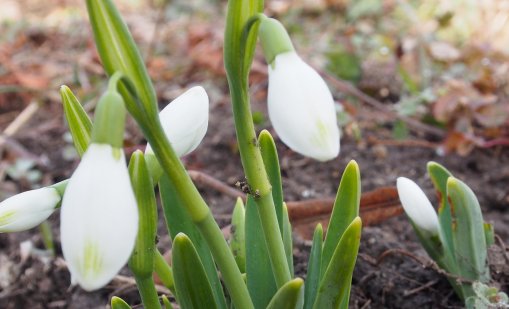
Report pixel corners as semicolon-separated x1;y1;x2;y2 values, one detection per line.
144;119;254;309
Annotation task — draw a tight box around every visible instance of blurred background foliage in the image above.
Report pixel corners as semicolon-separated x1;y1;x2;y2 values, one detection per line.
0;0;508;166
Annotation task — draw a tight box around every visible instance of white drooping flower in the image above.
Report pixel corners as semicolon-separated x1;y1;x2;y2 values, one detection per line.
267;51;340;161
396;177;439;234
145;86;209;157
61;143;138;291
0;188;60;233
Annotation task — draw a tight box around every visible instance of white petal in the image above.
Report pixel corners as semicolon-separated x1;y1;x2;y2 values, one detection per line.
61;143;138;291
268;52;340;161
146;86;209;157
397;177;439;234
0;187;60;233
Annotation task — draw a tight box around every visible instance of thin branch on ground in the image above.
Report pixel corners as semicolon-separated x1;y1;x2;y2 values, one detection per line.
374;248;476;285
318;70;446;139
403;279;439;296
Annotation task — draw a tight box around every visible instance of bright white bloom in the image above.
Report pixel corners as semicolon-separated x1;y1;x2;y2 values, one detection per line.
146;86;209;157
268;51;340;161
0;188;60;233
397;177;439;234
61;143;138;291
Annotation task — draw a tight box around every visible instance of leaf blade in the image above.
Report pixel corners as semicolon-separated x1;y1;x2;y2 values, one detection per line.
172;233;218;309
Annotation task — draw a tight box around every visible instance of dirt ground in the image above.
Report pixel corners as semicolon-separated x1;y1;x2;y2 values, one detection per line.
0;1;508;308
0;87;508;308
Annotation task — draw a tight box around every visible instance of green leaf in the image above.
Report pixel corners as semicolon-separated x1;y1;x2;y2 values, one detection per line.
159;175;227;309
172;233;218;309
313;217;362;309
326;49;361;83
484;223;495;246
398;65;419;94
321;160;360;278
231;197;246;273
162;295;174;309
245;195;277;309
128;151;157;278
392;120;409;140
427;161;455;261
259;129;284;233
282;203;294;277
60;85;92;156
111;296;132;309
304;224;323;309
447;177;490;286
154;249;175;295
86;0;158;117
266;278;304;309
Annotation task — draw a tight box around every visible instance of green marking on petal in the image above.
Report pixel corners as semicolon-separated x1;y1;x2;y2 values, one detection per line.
112;147;122;161
312;119;331;148
81;239;103;278
0;210;16;227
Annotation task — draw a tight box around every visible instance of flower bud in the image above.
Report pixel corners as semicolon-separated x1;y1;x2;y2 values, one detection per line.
61;143;138;291
258;17;340;161
0;188;60;233
267;51;340;161
145;86;209;157
397;177;439;234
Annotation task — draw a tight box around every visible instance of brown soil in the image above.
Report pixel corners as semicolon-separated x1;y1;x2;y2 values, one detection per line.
0;3;508;307
0;90;508;308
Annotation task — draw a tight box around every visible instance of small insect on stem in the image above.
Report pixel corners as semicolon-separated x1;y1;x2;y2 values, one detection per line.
235;178;252;195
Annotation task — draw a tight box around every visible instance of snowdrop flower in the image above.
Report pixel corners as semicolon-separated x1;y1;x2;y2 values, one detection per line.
61;89;138;291
397;177;439;234
259;17;340;161
0;187;60;233
145;86;209;157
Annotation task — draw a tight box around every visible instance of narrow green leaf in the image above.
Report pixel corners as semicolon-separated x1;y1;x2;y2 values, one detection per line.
60;85;92;156
426;162;465;299
484;223;495;246
111;296;132;309
172;233;218;309
321;160;360;278
427;162;455;261
128;151;157;278
231;197;246;273
154;249;175;295
313;217;362;309
266;278;304;309
86;0;158;116
245;195;277;309
259;129;284;233
447;177;490;285
282;203;294;277
159;175;227;309
162;295;174;309
304;224;323;309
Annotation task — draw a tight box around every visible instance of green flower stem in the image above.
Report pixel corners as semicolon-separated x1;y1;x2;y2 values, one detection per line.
50;180;68;207
224;0;291;288
144;121;253;309
154;249;175;294
135;275;161;309
195;212;255;305
227;56;291;290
